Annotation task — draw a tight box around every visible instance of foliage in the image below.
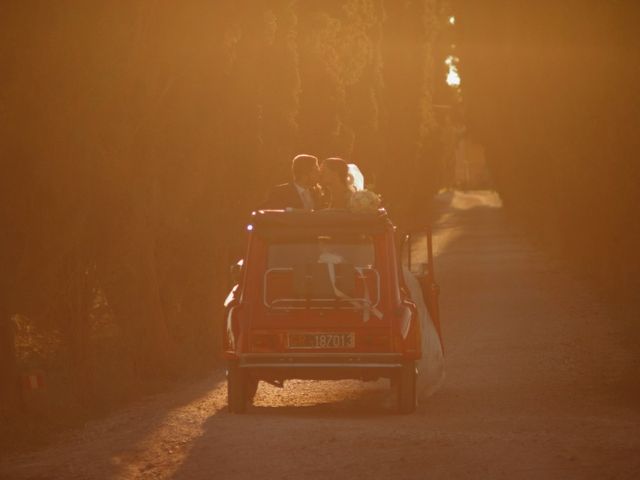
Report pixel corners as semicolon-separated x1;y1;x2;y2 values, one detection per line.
0;0;451;421
455;0;640;298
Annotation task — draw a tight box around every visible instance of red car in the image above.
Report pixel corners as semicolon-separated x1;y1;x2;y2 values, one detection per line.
223;209;439;414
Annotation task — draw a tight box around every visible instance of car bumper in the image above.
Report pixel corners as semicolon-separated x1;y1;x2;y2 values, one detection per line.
238;352;404;370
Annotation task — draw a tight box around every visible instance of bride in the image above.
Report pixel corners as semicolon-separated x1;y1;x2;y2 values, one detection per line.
320;157;356;209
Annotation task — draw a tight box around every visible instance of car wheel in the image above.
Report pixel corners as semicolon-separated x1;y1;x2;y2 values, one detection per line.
397;361;417;414
227;362;247;414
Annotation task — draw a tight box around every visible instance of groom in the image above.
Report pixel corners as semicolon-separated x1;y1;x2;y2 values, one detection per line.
262;154;326;210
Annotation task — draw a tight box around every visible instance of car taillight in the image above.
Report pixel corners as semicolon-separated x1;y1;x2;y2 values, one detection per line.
392;304;413;352
225;306;237;351
398;305;412;339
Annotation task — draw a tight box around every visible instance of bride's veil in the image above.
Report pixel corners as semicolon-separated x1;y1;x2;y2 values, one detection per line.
347;163;364;191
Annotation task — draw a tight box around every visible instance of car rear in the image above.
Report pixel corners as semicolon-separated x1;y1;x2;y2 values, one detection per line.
225;210;420;413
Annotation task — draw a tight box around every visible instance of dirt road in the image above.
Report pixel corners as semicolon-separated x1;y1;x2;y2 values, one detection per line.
2;190;639;479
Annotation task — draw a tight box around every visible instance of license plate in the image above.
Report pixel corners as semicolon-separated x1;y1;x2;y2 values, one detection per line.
287;332;355;349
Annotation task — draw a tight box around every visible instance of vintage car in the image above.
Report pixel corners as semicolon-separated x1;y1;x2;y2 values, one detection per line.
222;208;440;414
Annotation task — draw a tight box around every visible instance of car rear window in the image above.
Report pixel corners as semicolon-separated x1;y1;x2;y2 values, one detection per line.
267;234;375;269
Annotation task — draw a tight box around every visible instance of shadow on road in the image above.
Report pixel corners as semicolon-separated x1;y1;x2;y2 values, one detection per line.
0;373;226;479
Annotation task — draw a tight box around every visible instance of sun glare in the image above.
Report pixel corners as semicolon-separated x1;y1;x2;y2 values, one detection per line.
445;55;461;87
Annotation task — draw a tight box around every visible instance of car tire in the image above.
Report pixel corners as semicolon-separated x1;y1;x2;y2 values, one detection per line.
227;362;247;414
397;361;417;414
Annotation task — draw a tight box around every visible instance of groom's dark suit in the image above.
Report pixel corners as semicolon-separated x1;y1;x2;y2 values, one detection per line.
262;182;328;210
262;182;305;210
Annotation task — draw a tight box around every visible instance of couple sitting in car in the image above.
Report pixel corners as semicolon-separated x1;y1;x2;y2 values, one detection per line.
263;154;355;211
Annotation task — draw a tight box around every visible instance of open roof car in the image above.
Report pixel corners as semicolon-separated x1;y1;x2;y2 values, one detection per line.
222;208;440;414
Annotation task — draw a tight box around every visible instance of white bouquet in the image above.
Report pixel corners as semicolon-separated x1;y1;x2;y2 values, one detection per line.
349;189;382;213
